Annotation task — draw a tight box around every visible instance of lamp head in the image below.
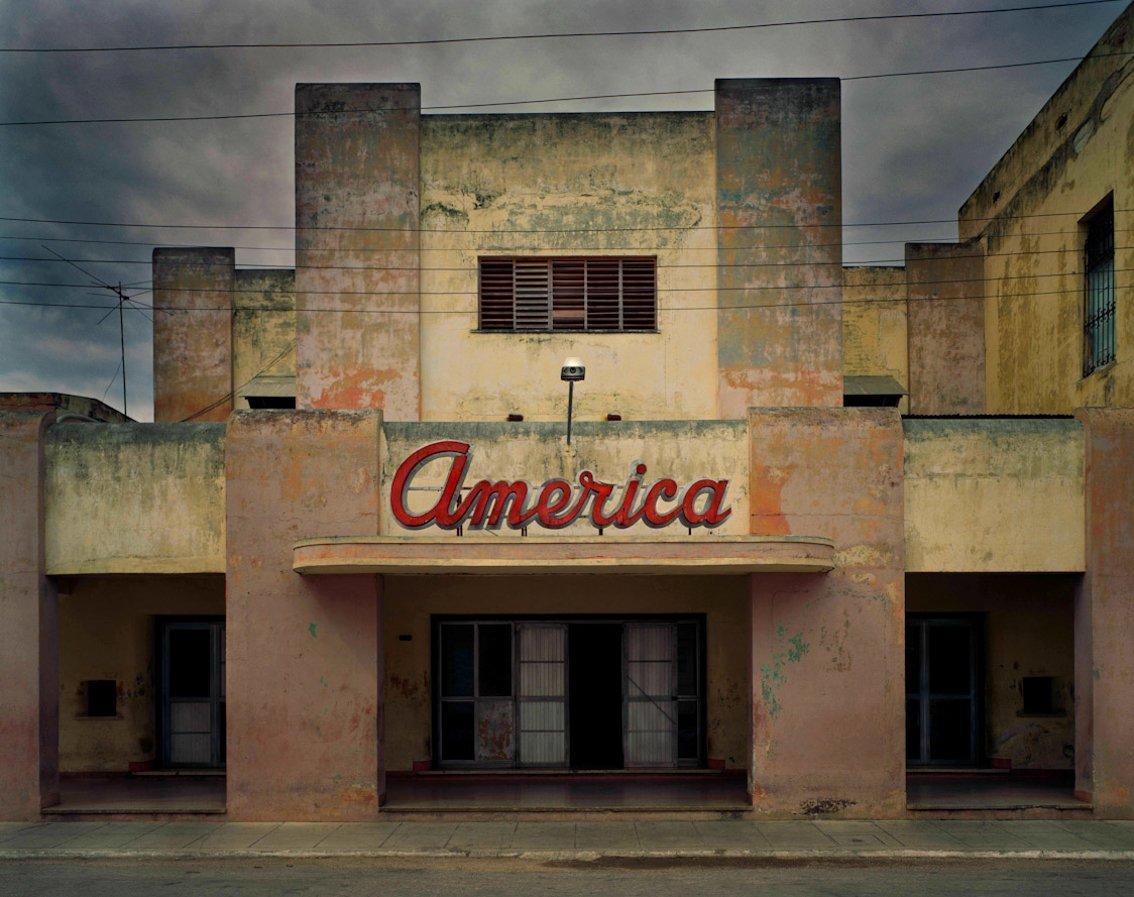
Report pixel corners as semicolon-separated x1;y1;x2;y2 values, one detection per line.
560;357;586;382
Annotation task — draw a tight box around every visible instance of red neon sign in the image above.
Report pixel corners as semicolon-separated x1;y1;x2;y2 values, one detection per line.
390;440;731;531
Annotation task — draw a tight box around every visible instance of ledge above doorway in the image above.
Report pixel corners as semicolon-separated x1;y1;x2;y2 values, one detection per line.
292;534;835;575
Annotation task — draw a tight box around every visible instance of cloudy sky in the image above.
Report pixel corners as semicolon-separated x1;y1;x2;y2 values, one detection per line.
0;0;1125;419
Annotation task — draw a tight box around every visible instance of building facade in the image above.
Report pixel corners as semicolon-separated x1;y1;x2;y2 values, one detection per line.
2;5;1132;822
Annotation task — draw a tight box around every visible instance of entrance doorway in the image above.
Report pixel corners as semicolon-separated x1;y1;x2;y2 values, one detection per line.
906;614;982;766
158;617;226;769
569;623;623;769
433;615;704;769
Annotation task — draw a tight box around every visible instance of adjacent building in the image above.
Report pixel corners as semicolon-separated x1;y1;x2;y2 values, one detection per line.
2;3;1132;822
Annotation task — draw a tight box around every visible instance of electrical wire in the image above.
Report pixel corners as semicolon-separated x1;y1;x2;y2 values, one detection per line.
2;1;1117;54
2;49;1130;128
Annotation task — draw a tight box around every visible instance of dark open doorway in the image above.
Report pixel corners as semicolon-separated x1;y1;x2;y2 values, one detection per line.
569;623;624;769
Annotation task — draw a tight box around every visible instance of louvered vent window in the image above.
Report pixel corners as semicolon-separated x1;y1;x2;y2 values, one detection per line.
479;257;657;332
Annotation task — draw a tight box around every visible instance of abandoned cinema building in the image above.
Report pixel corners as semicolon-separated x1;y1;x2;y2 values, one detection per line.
2;5;1133;823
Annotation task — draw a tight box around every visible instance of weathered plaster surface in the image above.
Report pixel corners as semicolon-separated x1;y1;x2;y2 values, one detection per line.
961;7;1133;412
748;408;905;817
1075;408;1134;817
44;422;225;574
842;265;909;408
152;248;234;423
904;418;1085;572
906;242;986;415
419;112;717;421
233;268;296;401
295;84;421;418
225;410;383;820
716;79;843;413
0;412;59;820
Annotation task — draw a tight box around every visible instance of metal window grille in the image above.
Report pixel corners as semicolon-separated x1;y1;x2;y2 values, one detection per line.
1084;200;1116;376
478;257;657;332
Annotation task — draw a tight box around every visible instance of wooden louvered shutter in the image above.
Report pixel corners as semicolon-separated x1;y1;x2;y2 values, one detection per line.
551;258;585;330
585;258;621;331
479;259;514;331
621;258;656;330
514;259;551;330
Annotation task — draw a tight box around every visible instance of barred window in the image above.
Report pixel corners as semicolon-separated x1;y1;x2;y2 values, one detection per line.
1084;198;1115;376
478;257;657;332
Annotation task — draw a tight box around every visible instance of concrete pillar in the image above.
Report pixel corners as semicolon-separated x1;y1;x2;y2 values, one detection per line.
225;410;384;820
295;83;421;418
905;242;986;414
0;412;59;819
152;247;235;423
747;408;905;817
1075;408;1134;817
715;79;843;415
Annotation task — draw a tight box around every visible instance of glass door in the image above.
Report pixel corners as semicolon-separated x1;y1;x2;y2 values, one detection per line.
160;618;225;768
516;623;567;767
624;622;677;767
906;615;982;766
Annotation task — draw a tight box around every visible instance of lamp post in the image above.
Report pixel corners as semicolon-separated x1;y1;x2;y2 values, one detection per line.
561;357;585;446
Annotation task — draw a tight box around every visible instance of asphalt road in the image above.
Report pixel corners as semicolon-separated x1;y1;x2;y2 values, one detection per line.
3;858;1134;896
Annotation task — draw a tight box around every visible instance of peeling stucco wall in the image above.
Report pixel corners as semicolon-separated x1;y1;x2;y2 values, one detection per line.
842;265;909;405
419;112;718;421
960;7;1133;412
152;248;234;423
716;80;843;413
904;418;1085;572
232;268;296;400
44;422;225;574
295;84;421;418
748;408;906;818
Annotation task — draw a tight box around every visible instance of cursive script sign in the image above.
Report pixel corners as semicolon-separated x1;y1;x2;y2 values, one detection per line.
390;440;731;532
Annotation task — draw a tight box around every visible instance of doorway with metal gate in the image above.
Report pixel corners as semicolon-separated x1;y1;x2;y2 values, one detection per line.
157;617;226;769
432;615;704;770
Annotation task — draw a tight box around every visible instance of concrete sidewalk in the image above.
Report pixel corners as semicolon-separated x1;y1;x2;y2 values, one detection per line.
2;819;1134;861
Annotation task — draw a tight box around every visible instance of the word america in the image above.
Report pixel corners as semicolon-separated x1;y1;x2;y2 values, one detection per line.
390;440;731;531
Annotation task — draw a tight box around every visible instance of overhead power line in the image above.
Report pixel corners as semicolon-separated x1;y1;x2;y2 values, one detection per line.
2;276;1124;319
0;1;1118;54
2;49;1131;128
0;206;1128;234
0;285;1111;324
3;264;1128;300
0;243;1112;272
0;225;1112;253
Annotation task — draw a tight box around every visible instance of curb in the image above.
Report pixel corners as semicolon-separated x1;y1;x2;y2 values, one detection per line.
3;848;1134;862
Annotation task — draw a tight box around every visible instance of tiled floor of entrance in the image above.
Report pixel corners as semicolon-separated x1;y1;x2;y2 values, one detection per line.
47;774;226;815
907;771;1087;811
385;773;751;811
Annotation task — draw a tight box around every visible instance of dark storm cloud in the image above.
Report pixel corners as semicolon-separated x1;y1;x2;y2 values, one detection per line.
0;0;1125;419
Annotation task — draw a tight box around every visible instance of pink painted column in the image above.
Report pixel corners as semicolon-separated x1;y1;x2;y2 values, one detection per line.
747;408;905;817
0;412;59;820
1075;408;1134;817
225;410;383;820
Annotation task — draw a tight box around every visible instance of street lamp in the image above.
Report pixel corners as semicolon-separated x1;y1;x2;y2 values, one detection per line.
561;357;585;445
